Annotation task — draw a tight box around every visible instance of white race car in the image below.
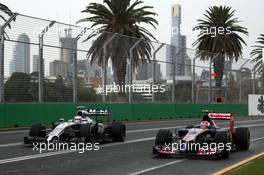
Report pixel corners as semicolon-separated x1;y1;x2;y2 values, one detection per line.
24;107;126;144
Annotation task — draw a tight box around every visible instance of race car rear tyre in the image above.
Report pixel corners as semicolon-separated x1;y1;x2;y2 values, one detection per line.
80;124;94;142
235;127;250;151
29;123;46;137
214;131;230;159
111;122;126;142
155;129;173;146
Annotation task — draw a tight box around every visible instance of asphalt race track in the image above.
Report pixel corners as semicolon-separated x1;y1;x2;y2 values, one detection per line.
1;116;264;175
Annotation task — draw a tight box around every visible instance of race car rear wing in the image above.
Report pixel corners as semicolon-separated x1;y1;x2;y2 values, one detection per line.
87;109;111;116
77;106;113;125
208;112;234;133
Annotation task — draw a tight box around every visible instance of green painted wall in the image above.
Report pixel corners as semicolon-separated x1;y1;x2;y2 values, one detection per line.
0;103;248;128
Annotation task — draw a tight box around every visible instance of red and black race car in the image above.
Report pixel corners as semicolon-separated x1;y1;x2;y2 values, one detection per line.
152;111;250;159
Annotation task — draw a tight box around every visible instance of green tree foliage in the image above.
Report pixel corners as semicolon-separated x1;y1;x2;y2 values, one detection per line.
77;0;158;88
193;6;248;88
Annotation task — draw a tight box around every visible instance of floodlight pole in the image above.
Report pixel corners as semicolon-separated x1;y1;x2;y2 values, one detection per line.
152;43;165;102
38;21;56;102
0;13;17;103
128;38;143;103
102;33;117;103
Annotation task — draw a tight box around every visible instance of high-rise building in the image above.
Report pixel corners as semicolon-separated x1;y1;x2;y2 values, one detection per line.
136;62;162;81
32;55;40;73
59;28;77;77
10;33;30;75
166;4;187;79
184;57;192;77
50;60;68;77
60;28;76;65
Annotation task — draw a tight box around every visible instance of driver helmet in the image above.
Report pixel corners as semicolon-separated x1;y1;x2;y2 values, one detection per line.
200;121;210;128
77;110;90;118
74;116;82;123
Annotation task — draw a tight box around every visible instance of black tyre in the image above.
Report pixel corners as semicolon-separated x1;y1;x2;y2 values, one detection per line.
80;124;94;142
155;129;173;146
29;123;46;137
111;122;126;142
235;127;250;151
214;131;230;159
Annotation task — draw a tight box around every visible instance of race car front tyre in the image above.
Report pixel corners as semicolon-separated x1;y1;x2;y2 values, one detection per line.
111;122;126;142
80;124;94;142
214;131;230;159
155;129;173;146
235;127;250;151
29;123;46;137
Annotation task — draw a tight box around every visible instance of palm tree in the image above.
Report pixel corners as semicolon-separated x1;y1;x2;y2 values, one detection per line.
251;34;264;93
193;5;248;89
251;34;264;73
77;0;158;89
0;3;14;28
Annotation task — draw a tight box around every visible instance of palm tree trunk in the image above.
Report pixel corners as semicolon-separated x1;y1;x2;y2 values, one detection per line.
213;55;225;96
115;61;127;98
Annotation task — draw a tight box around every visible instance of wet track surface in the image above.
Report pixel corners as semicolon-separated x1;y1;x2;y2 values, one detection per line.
0;117;264;175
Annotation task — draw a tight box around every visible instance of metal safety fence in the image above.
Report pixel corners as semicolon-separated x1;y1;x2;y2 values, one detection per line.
0;13;262;104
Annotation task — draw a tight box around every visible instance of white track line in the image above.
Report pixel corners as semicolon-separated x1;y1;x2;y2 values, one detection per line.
0;142;22;148
0;130;28;134
0;150;75;164
251;137;264;142
129;159;186;175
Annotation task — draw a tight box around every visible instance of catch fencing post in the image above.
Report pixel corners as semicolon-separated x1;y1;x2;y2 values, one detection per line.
239;59;250;103
0;13;17;103
102;33;117;103
152;43;165;102
253;68;256;94
38;21;56;102
208;54;219;103
73;27;88;103
128;38;143;103
192;55;200;104
172;47;185;102
172;57;176;102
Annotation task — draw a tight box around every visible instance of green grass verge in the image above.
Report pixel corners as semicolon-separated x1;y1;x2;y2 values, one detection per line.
228;156;264;175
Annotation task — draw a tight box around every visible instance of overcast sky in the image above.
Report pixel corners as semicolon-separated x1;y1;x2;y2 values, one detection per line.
2;0;264;58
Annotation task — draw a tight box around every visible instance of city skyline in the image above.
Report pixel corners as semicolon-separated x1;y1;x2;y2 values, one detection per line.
2;0;263;59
